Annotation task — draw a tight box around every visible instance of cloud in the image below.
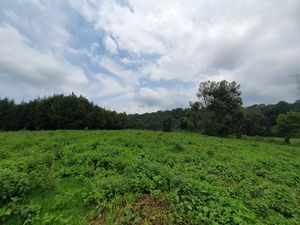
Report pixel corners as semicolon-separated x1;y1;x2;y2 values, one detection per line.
0;24;87;91
134;87;165;107
73;0;300;107
67;0;98;23
1;0;300;113
98;56;139;87
88;73;126;98
2;0;71;52
103;35;118;54
94;0;168;56
134;86;195;111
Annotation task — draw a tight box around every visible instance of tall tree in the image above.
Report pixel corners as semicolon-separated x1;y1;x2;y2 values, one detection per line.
195;80;244;137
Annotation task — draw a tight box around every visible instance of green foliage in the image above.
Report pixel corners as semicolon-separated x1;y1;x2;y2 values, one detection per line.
0;156;53;204
130;99;300;136
192;80;244;137
130;108;187;131
242;108;272;136
0;94;130;131
0;130;299;224
272;111;300;144
0;98;16;130
1;93;300;138
242;101;300;137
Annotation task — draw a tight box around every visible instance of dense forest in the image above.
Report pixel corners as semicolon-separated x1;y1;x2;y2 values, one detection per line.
131;100;300;136
0;93;131;131
1;81;300;140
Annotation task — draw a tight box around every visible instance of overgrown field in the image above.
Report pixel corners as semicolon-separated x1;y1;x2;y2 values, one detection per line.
0;130;299;225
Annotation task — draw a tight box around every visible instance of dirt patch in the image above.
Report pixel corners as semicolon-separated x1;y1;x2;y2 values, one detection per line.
132;194;169;225
89;195;172;225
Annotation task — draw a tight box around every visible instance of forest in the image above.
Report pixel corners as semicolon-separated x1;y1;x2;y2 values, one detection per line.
1;81;300;142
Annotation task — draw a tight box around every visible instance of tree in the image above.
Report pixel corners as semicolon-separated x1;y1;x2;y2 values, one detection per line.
162;117;173;132
187;102;203;130
180;117;195;130
291;100;300;112
195;80;244;137
0;94;132;131
272;111;300;144
0;98;15;130
265;101;291;126
242;108;272;136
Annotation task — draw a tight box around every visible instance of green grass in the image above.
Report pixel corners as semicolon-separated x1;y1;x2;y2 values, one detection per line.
0;130;299;225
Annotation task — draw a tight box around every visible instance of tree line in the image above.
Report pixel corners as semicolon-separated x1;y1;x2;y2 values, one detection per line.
1;81;300;143
130;81;300;143
0;93;131;131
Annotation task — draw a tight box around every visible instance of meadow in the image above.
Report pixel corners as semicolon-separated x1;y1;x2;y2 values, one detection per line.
0;130;299;225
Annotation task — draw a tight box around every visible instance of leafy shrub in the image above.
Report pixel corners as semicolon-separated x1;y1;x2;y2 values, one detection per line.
1;156;53;204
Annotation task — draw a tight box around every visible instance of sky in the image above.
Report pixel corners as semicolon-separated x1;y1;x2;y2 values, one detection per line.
0;0;300;113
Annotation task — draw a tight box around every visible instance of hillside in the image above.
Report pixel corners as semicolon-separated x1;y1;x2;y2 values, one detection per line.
1;130;299;224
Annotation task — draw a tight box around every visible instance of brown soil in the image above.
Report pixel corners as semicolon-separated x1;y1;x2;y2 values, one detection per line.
89;194;171;225
132;194;168;225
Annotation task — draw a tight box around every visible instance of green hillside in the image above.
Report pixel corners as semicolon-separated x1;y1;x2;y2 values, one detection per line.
1;130;299;224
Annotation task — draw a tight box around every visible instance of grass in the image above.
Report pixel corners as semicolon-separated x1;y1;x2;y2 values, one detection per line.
0;130;299;224
241;135;300;145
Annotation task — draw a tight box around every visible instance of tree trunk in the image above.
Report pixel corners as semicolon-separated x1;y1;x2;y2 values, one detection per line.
284;136;290;144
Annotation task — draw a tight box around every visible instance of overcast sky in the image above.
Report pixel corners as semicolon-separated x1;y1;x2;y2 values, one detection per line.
0;0;300;113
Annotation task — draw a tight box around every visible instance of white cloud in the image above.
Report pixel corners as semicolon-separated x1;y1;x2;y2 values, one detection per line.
1;0;300;113
3;1;71;52
0;24;88;91
89;73;126;97
133;86;195;112
98;56;139;87
92;0;169;55
67;0;98;23
73;0;300;106
103;35;118;54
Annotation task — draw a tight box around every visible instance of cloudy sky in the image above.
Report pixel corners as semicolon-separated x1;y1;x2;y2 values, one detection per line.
0;0;300;113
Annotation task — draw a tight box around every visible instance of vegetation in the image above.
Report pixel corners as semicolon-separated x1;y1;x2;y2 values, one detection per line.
272;112;300;144
1;81;300;140
162;117;173;132
193;80;244;137
1;80;299;223
0;130;299;225
130;108;187;131
0;94;131;131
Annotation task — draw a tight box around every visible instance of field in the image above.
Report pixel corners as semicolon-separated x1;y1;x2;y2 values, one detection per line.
0;130;299;225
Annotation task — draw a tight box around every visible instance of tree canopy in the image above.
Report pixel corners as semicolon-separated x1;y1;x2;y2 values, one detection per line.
0;94;130;131
272;111;300;144
194;80;244;137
